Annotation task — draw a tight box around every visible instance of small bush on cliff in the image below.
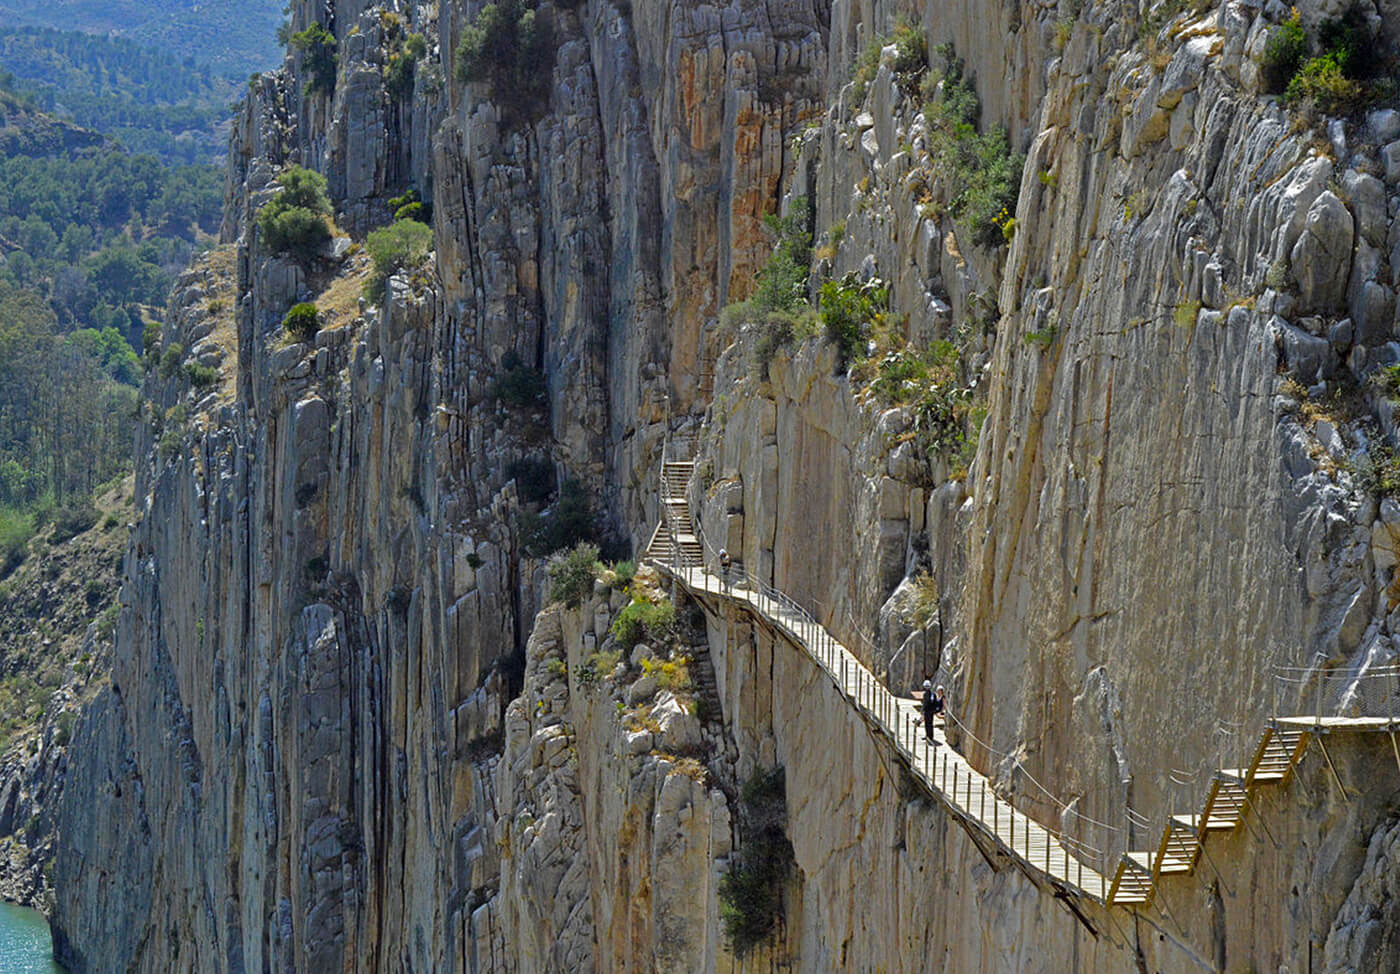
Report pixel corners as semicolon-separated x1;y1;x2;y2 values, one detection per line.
818;274;888;368
158;343;184;379
1266;6;1391;114
385;32;428;99
388;188;430;224
611;598;676;650
1261;12;1308;93
282;302;321;343
183;361;219;390
364;218;433;303
719;767;794;956
721;197;817;379
291;23;338;95
454;0;555;122
547;541;599;608
491;350;548;409
257;166;333;262
522;479;596;556
890;20;928;95
1286;51;1366;114
920;46;1023;248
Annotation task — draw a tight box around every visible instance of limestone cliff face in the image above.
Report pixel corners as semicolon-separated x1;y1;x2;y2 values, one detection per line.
47;0;1400;971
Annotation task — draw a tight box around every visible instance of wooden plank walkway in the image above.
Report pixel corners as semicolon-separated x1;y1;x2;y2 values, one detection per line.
644;457;1400;909
656;561;1114;902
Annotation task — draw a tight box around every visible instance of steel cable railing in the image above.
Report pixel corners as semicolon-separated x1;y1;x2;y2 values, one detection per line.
651;487;1118;896
1272;658;1400;722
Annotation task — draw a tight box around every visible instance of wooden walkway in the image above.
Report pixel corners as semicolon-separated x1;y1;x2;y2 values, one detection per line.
643;457;1400;908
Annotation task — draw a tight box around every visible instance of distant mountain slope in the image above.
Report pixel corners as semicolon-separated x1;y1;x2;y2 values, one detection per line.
0;26;245;163
0;0;284;77
0;87;103;157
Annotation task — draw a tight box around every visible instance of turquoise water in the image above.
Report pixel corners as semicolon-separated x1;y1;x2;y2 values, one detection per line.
0;902;64;973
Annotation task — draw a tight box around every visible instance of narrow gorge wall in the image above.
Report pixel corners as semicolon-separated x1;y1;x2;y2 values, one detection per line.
48;0;1400;971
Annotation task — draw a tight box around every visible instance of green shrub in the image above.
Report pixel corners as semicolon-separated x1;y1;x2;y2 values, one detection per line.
388;188;431;224
96;602;120;639
723;197;815;363
522;479;596;556
749;197;811;315
50;500;96;543
259;205;332;261
611;599;677;649
1371;364;1400;400
819;275;888;368
1317;6;1382;80
1358;444;1400;497
291;23;338;95
364;218;433;302
158;342;184;379
492;350;549;409
159;428;184;458
0;506;33;576
578;649;621;687
610;560;635;587
547;541;600;607
851;35;883;104
921;47;1023;248
53;711;75;747
1261;12;1308;93
890;20;928;94
183;361;219;389
257;166;333;262
282;302;321;343
142;320;162;356
745;309;816;381
1286;52;1366;114
454;0;556;122
385;33;428;98
718;767;793;955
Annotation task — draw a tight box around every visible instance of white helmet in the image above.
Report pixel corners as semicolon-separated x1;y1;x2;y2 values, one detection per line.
923;680;932;690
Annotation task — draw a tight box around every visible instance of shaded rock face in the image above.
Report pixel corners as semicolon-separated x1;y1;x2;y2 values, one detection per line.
46;0;1400;973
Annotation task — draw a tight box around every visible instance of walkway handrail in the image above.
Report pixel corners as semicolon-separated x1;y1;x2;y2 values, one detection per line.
677;479;1117;873
647;459;1400;910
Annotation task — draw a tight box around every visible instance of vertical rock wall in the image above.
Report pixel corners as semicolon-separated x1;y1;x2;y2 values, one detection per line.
48;0;1400;971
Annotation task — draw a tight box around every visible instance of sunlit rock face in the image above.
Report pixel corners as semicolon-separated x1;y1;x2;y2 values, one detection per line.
49;0;1400;971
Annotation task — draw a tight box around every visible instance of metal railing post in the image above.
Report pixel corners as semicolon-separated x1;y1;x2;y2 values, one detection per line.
1316;654;1325;723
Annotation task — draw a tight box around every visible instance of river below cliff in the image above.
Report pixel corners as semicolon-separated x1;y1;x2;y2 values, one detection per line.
0;902;64;972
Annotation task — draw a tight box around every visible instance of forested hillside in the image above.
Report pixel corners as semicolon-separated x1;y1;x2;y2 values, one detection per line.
0;28;244;163
0;0;282;77
0;76;221;580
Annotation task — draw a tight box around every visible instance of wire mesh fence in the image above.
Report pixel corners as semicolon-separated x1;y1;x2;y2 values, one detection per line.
1273;655;1400;720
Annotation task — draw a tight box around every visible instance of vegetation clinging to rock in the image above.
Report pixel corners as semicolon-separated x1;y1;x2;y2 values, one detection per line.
364;217;433;303
282;302;320;343
546;541;599;608
291;23;338;96
719;767;794;956
454;0;555;122
257;166;333;262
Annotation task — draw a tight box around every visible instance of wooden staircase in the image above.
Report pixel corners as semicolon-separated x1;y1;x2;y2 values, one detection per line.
1106;722;1313;907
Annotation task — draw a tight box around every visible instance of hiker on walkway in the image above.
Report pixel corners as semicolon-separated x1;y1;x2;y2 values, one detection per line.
934;684;946;723
719;548;732;592
921;680;937;741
